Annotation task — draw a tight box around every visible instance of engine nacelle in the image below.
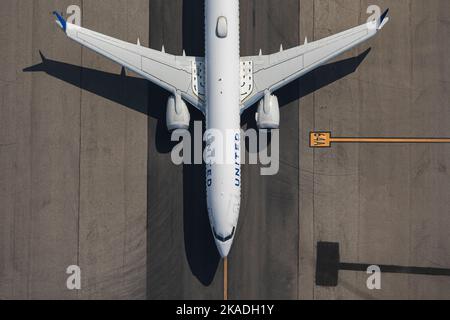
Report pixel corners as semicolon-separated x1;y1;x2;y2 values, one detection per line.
255;93;280;130
166;94;190;131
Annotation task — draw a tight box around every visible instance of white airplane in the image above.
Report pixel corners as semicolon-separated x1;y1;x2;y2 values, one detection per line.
52;1;389;258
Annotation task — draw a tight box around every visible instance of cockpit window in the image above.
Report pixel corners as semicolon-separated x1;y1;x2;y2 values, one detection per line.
213;227;235;242
216;16;228;38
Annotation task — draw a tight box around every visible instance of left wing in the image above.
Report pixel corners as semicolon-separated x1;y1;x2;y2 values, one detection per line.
53;12;205;114
240;9;390;112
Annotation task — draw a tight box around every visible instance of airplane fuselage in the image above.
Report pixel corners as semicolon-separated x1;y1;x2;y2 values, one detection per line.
52;2;389;260
205;0;241;257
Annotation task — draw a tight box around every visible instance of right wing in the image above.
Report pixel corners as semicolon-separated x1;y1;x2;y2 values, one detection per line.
53;12;205;114
240;9;390;112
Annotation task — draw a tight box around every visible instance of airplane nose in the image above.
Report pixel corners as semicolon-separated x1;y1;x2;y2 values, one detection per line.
215;239;232;258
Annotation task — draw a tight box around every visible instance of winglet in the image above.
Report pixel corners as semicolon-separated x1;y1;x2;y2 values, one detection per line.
377;8;389;30
53;11;67;32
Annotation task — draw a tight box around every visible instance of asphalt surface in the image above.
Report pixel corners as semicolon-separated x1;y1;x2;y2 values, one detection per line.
300;0;450;299
1;0;450;299
0;0;148;299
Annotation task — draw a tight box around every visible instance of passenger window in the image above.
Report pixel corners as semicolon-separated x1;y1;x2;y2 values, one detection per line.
216;16;228;38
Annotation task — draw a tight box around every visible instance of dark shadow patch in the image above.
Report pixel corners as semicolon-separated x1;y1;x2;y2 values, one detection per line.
23;51;175;154
316;241;450;287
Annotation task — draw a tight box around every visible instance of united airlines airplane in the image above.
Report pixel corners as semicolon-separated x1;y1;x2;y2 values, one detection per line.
52;2;389;258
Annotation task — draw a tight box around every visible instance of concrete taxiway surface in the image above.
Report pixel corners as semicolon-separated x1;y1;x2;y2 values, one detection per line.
1;0;450;299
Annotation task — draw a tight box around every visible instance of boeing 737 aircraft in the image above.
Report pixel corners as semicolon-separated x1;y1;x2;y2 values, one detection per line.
52;1;389;258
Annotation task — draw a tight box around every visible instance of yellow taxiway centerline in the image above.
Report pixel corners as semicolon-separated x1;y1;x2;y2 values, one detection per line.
224;258;228;301
310;132;450;148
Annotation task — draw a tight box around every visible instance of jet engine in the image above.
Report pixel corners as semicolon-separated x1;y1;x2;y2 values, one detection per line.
255;93;280;130
166;94;190;131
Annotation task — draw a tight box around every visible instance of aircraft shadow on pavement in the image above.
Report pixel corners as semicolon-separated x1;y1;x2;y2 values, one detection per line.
23;40;370;290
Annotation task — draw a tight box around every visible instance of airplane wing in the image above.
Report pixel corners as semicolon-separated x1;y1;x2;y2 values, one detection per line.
240;9;390;112
53;12;205;114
